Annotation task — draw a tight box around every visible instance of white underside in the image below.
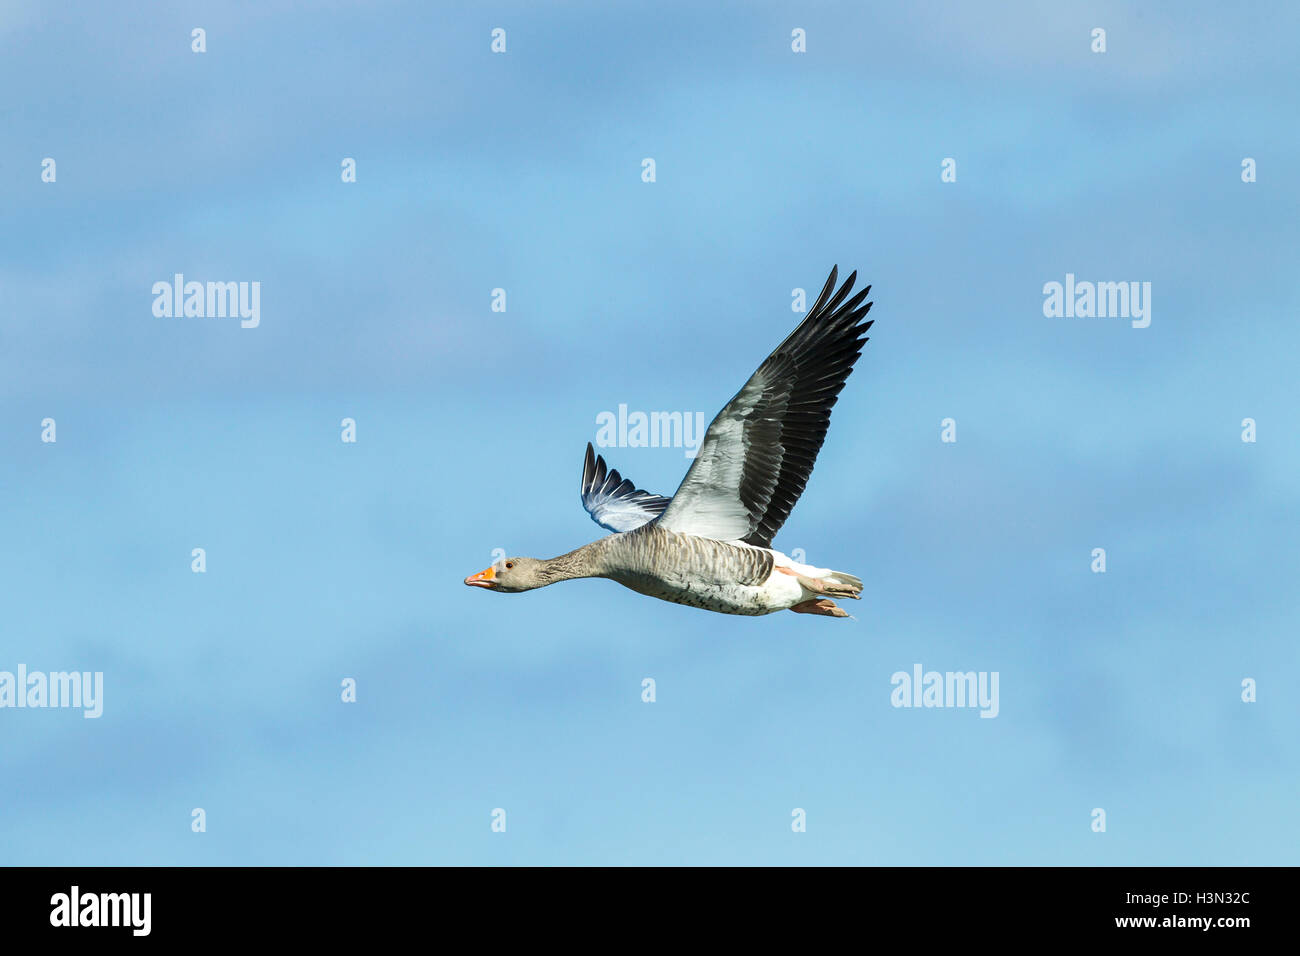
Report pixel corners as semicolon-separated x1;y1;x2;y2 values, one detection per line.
745;545;844;612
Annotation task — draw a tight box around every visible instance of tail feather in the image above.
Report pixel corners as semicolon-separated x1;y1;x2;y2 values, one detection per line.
826;571;862;593
796;569;862;600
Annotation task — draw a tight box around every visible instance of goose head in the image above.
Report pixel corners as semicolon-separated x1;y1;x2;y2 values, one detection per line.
463;557;550;593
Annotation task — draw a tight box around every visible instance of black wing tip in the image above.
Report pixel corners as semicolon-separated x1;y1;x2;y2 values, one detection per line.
581;442;607;496
809;266;872;324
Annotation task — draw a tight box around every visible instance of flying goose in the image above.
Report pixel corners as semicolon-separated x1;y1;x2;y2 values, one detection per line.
464;266;874;618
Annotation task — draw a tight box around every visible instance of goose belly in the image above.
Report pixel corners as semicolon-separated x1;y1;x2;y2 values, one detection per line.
604;528;803;615
618;571;801;615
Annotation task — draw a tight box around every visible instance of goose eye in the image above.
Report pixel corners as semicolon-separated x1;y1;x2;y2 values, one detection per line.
505;562;514;570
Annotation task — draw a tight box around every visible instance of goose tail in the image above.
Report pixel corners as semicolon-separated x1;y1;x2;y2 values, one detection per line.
817;570;862;599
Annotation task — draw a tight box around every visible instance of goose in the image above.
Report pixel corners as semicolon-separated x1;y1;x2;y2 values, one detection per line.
464;266;875;618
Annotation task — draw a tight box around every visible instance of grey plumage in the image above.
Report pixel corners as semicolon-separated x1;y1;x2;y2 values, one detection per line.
465;266;875;619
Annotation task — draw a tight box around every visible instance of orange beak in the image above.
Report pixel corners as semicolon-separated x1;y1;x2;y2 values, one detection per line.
464;566;497;588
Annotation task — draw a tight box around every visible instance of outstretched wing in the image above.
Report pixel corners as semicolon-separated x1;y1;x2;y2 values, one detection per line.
656;266;874;547
579;442;672;533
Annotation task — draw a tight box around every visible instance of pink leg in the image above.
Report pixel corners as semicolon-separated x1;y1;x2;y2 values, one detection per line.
790;599;849;618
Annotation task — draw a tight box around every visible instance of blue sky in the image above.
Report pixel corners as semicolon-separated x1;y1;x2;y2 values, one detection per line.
1;0;1297;864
